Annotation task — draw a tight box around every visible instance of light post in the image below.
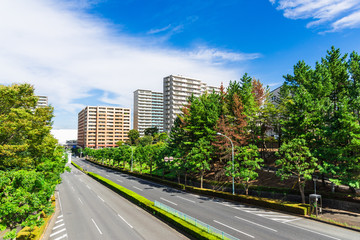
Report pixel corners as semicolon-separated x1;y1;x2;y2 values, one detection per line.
217;132;235;195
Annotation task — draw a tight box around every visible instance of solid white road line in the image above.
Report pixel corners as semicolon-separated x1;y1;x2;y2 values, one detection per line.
118;214;133;228
133;186;143;191
53;233;67;240
53;223;65;230
97;195;105;202
214;220;255;238
176;196;196;203
55;219;64;224
284;222;341;240
235;216;277;232
50;228;66;237
91;218;103;235
78;198;84;205
160;197;178;206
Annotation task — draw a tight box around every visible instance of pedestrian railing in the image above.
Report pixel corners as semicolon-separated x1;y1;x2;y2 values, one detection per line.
154;200;239;240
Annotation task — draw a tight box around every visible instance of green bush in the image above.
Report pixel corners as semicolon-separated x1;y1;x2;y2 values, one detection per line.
16;196;56;240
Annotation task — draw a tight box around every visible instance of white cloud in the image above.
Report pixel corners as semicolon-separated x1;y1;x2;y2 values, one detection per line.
270;0;360;31
0;0;253;129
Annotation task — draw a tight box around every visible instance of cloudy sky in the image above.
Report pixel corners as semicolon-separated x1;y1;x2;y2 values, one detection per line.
1;0;360;130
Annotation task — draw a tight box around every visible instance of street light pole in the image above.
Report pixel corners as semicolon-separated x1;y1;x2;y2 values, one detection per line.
217;132;235;195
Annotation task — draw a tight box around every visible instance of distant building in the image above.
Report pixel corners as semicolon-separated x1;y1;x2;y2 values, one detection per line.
65;140;77;149
163;75;219;132
269;86;281;106
77;106;131;149
36;96;48;107
133;89;163;136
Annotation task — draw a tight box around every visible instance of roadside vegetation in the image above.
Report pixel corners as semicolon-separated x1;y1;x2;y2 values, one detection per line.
0;84;67;239
79;47;360;205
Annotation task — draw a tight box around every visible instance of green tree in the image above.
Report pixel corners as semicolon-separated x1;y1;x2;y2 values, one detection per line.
138;135;153;146
0;84;56;169
144;127;158;136
188;138;212;188
226;145;263;195
276;138;317;203
128;129;140;145
282;47;360;189
0;84;66;234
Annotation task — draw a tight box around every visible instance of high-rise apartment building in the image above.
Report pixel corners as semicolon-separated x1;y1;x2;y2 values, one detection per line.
36;96;48;107
77;106;131;149
133;90;163;136
163;75;219;132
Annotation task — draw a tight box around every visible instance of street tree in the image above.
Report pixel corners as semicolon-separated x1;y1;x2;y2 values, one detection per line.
276;138;317;203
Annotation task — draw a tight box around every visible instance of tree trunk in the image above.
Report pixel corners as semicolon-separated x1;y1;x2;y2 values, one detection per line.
150;163;152;175
299;177;306;204
200;171;204;189
184;171;187;186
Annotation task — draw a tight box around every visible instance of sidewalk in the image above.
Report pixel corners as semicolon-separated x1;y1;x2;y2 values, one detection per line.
315;208;360;230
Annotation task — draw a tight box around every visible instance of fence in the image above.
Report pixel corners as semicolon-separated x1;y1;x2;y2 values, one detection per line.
154;201;239;240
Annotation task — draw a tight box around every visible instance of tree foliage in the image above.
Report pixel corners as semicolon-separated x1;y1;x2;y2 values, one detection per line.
0;84;66;234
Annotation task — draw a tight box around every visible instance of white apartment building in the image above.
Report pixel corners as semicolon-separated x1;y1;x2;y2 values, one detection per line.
163;75;219;132
77;106;131;149
133;89;163;136
36;96;48;107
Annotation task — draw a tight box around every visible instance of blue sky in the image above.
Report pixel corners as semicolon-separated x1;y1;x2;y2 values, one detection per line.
1;0;360;130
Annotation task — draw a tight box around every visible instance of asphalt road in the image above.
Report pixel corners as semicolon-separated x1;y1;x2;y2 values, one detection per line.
73;157;359;240
47;163;188;240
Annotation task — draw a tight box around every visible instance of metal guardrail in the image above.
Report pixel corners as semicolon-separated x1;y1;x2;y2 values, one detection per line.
154;200;239;240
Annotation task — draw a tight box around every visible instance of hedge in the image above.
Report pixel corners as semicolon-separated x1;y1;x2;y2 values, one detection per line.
86;172;222;240
16;196;56;240
84;158;309;215
71;161;84;172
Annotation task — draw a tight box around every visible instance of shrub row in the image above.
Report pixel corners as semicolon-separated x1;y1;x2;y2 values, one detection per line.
72;161;84;172
85;158;309;215
16;196;56;240
86;172;222;240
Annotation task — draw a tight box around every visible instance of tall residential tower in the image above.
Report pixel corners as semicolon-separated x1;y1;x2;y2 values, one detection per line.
133;89;163;136
77;106;131;149
163;75;219;132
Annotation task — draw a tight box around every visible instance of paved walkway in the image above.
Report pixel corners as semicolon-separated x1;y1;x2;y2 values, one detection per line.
317;208;360;229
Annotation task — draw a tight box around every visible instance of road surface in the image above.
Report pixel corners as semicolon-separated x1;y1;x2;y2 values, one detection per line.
73;157;359;240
